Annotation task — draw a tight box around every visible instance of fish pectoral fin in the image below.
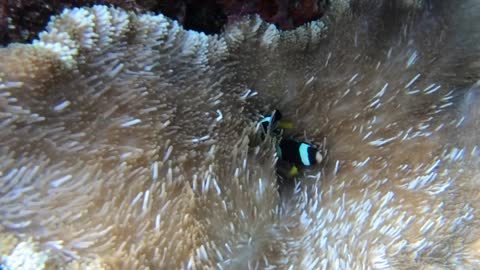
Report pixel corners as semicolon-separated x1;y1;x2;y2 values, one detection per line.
288;165;299;177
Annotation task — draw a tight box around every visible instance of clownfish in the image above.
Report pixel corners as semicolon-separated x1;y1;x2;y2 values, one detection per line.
257;110;293;137
276;139;323;174
257;110;322;177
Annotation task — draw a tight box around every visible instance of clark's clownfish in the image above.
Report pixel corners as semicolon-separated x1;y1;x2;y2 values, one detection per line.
257;109;293;138
276;139;323;167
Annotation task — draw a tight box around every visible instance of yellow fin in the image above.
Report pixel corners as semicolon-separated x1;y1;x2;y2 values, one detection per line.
288;166;299;177
278;120;294;129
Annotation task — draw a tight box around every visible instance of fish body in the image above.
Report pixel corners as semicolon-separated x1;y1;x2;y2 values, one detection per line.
257;109;283;136
277;139;323;167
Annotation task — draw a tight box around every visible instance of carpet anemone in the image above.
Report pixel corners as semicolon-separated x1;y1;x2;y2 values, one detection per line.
1;1;480;269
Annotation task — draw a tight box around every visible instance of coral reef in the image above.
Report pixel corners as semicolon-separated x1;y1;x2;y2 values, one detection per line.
0;0;146;45
0;0;480;269
220;0;329;29
0;0;232;45
0;0;331;45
